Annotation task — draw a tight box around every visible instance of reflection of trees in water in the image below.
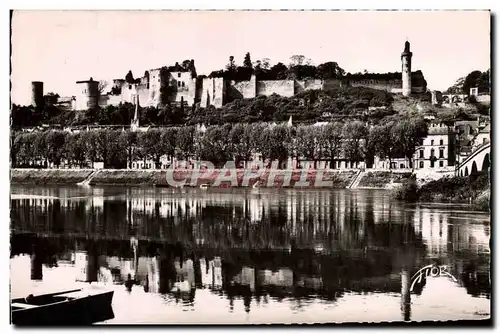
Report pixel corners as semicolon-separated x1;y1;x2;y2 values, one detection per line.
10;189;491;306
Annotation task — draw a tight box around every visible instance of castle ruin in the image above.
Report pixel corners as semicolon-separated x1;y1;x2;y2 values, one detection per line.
69;41;427;111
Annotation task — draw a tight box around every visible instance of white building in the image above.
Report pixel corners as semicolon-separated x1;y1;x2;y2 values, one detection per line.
414;122;456;170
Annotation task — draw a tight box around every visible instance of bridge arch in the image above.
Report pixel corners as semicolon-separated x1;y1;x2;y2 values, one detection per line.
457;143;490;178
471;161;478;176
482;153;490;172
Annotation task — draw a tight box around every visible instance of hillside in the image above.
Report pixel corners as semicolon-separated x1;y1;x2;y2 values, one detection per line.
11;85;487;129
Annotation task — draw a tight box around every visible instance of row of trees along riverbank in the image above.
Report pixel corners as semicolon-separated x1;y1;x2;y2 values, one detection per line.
11;115;428;170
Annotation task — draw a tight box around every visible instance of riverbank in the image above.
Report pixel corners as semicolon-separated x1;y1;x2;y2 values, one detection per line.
356;171;413;189
10;168;358;188
392;174;490;211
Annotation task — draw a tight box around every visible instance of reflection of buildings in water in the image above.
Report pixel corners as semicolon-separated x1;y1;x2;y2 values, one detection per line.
172;258;196;291
296;275;323;289
414;208;490;256
258;268;294;288
230;266;256;291
74;250;98;283
413;209;449;256
85;196;104;212
30;244;43;280
243;197;264;223
126;196;207;220
199;257;223;290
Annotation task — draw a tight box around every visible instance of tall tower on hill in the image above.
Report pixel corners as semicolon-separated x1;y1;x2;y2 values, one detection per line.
401;40;413;97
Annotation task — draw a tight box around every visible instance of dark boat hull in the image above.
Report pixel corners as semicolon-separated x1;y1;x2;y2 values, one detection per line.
11;290;114;326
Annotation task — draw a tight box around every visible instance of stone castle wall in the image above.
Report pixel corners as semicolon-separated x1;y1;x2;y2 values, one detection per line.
295;79;324;94
256;80;295;97
200;77;226;108
228;75;256;100
346;79;403;93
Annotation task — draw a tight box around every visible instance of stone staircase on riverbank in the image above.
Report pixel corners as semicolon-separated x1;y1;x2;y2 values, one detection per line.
347;170;364;189
77;170;100;186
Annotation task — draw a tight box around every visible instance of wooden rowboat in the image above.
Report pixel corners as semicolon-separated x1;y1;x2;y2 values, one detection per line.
11;288;114;326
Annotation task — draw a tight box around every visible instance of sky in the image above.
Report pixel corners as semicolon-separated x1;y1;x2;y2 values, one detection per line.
10;10;491;105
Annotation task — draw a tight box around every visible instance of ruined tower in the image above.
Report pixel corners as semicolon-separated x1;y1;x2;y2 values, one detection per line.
401;40;413;97
31;81;44;108
75;77;99;110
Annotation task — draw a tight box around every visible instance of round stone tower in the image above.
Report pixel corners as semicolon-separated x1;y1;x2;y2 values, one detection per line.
31;81;44;108
75;77;99;110
401;40;413;97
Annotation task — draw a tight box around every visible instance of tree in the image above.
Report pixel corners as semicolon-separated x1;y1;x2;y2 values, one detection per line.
341;121;367;167
176;126;195;160
82;131;99;167
161;127;178;160
66;132;88;168
261;58;271;70
296;125;317;165
226;56;236;72
269;62;288;80
391;117;428;168
319;122;343;168
45;130;67;168
259;125;291;167
290;55;306;66
98;80;108;95
196;124;232;167
138;129;165;169
462;70;490;95
228;123;253;167
369;123;397;168
243;52;253;69
119;130;137;169
316;62;345;79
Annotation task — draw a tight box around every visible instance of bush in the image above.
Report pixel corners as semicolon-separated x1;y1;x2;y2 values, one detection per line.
392;179;419;202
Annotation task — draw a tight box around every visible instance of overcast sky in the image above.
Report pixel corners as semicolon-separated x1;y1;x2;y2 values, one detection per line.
11;10;490;105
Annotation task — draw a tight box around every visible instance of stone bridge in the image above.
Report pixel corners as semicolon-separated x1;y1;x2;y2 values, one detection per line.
457;143;490;177
441;93;468;104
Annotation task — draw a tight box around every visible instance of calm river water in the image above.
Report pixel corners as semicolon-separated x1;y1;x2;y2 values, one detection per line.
9;186;491;324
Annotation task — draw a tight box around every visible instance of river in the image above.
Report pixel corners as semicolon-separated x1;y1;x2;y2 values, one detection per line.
9;185;491;324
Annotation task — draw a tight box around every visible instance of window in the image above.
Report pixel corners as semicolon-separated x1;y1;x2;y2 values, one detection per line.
419;161;424;168
439;149;444;158
439;139;443;145
439;161;444;167
430;149;435;157
182;82;185;87
419;150;424;158
431;140;434;146
129;85;132;89
400;163;404;169
178;81;181;87
178;73;181;78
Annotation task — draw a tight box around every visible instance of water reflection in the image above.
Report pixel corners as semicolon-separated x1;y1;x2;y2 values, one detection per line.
10;186;490;323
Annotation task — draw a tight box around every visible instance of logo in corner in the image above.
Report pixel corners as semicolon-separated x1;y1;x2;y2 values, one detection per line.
410;264;458;292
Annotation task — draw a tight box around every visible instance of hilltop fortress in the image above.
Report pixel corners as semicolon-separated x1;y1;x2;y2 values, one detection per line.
31;41;427;111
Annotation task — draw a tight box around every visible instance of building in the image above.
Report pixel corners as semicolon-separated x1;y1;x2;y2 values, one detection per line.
401;41;413;97
37;41;427;111
75;78;99;110
31;81;44;108
414;122;456;170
